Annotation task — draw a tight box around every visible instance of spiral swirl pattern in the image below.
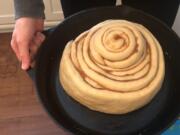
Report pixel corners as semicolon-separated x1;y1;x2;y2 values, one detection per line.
60;20;165;114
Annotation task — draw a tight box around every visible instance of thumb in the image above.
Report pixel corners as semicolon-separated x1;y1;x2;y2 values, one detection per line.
19;43;30;70
32;32;45;50
36;32;45;43
30;32;45;60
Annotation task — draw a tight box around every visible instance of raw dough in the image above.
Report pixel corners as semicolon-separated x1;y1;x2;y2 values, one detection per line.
60;20;165;114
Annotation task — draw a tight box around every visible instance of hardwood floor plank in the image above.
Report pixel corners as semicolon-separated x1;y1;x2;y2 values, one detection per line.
0;115;69;135
0;33;70;135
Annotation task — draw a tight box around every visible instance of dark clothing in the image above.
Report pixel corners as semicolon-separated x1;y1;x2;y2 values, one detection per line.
60;0;180;27
60;0;116;17
122;0;180;27
14;0;180;27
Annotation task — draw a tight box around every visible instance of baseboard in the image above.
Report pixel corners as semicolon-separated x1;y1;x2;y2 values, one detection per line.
0;21;61;33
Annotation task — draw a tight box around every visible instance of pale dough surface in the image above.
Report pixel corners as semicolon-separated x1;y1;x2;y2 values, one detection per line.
60;20;165;114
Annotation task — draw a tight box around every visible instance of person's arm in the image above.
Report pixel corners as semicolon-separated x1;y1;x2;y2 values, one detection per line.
11;0;46;70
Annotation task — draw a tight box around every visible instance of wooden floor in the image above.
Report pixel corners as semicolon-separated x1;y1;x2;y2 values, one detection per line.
0;33;70;135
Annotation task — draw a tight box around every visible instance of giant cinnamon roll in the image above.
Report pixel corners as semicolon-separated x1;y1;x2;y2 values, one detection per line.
60;20;165;114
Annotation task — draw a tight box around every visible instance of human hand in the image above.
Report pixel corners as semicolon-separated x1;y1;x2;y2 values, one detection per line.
11;17;45;70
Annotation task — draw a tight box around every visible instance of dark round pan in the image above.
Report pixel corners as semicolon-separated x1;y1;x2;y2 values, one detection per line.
31;5;180;135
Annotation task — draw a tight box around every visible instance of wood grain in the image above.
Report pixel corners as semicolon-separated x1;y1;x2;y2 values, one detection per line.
0;33;70;135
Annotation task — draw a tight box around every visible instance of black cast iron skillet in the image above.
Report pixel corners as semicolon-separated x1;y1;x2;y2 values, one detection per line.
28;5;180;135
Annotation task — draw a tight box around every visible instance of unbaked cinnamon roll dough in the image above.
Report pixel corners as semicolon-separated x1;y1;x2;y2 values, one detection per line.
60;20;165;114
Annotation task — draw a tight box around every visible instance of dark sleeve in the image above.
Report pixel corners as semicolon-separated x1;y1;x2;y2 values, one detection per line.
14;0;45;19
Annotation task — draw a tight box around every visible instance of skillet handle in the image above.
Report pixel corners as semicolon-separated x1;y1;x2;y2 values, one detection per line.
27;28;54;80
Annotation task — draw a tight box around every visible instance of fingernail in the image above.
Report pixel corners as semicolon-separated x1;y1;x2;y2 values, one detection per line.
21;63;28;70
